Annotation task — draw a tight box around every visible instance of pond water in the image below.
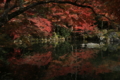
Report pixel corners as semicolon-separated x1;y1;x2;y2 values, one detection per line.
0;41;120;80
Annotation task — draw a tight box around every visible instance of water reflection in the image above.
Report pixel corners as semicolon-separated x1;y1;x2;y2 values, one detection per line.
1;41;120;80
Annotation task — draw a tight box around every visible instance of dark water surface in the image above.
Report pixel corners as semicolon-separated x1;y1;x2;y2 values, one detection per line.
0;41;120;80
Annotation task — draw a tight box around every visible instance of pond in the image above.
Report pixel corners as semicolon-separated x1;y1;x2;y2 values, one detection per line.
0;41;120;80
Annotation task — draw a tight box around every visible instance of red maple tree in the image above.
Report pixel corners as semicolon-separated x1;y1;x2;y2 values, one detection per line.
0;0;119;39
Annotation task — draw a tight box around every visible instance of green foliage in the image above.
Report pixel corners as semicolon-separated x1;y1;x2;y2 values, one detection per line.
55;25;71;38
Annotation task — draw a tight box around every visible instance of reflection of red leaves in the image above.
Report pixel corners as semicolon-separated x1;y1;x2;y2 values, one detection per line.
44;65;72;80
8;48;114;80
59;54;67;60
8;51;52;67
52;60;62;65
95;65;111;75
23;52;52;66
73;49;96;59
8;48;21;58
79;62;94;75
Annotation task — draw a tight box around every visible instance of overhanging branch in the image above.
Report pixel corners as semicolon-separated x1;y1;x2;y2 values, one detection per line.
0;0;99;27
8;1;98;20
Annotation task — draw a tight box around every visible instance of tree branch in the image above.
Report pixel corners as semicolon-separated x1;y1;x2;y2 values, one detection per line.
9;1;98;19
0;0;98;27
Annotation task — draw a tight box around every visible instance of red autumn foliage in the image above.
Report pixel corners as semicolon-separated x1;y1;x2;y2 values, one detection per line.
3;21;31;39
28;17;52;33
0;0;119;39
100;0;120;22
74;22;96;33
49;3;96;32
